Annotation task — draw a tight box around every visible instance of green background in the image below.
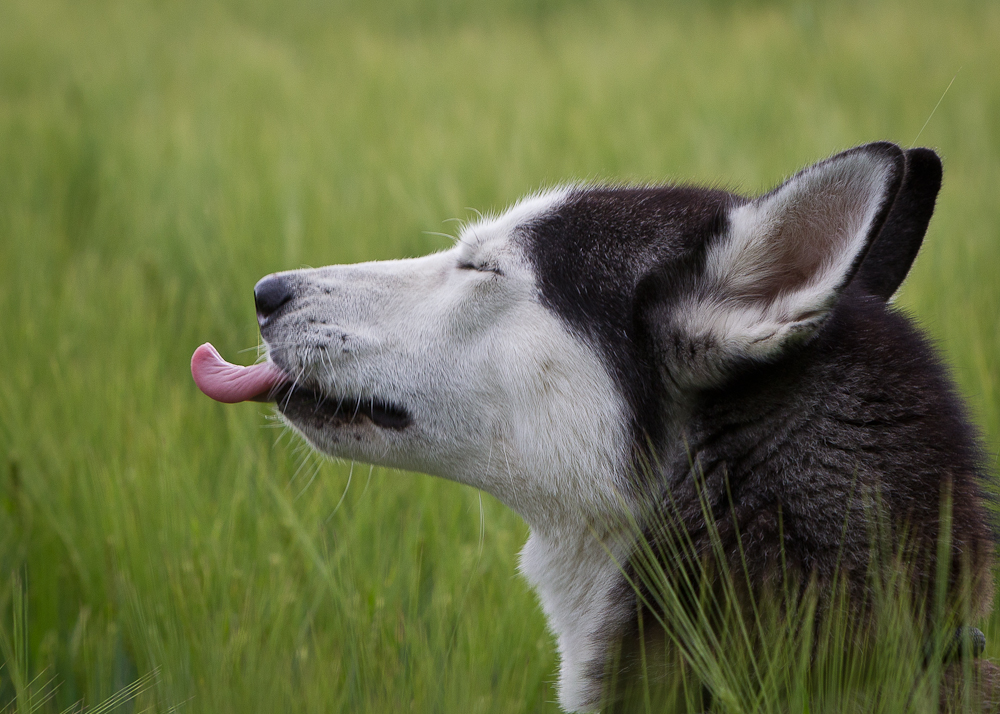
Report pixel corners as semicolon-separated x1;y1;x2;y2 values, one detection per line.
1;0;998;710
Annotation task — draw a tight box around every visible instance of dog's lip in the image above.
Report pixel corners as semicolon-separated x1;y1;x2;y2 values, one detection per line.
275;387;413;431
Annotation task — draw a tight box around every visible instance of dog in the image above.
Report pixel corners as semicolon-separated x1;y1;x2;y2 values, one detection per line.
192;142;994;712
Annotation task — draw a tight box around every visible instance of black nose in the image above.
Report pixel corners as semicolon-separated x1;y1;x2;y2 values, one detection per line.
254;275;294;324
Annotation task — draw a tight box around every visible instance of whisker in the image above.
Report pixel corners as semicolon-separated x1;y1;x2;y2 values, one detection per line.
359;464;375;500
478;491;485;559
325;460;355;522
422;230;457;241
295;458;324;501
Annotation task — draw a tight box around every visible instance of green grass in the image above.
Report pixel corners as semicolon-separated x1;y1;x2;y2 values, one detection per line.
1;0;998;710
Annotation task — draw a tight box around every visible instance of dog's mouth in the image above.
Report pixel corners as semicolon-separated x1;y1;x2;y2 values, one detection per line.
273;385;412;431
190;342;412;430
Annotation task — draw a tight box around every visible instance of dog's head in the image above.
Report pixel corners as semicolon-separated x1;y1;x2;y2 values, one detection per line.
236;142;937;528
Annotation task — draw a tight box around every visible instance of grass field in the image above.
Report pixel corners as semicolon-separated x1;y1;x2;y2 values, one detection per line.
1;0;999;711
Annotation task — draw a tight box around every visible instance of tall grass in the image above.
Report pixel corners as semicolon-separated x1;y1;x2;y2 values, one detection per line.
600;470;992;714
0;0;998;710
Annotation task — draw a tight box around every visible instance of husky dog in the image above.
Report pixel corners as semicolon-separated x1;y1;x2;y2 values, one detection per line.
192;142;994;712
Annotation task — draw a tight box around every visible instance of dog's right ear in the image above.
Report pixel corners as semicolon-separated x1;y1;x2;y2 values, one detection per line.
851;148;942;301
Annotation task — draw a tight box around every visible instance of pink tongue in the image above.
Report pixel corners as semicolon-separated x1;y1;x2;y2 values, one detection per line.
191;343;288;403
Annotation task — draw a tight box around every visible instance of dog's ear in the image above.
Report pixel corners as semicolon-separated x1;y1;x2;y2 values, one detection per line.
669;142;905;369
851;147;942;301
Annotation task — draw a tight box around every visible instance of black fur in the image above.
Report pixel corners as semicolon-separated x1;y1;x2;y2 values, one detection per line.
524;186;739;455
854;148;943;301
661;285;992;605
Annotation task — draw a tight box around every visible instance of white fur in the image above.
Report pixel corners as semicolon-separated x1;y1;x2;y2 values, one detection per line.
520;529;637;711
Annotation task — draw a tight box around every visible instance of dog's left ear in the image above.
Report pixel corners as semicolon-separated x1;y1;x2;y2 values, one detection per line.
672;142;905;368
851;147;942;301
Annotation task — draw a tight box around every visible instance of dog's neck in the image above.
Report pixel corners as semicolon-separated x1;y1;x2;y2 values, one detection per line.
519;522;637;712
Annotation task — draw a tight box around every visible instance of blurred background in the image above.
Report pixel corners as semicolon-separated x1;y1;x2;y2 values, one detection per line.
1;0;998;711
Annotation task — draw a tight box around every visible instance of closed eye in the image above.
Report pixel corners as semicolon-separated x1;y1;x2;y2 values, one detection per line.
457;261;504;276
